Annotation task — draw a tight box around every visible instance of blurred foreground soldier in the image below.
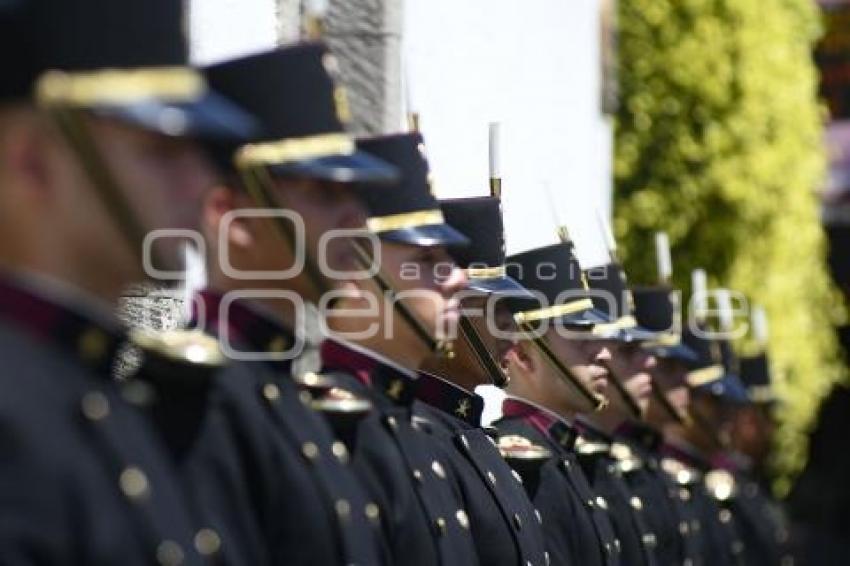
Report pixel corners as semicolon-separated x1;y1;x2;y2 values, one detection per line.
193;44;397;564
494;239;624;566
321;132;480;565
413;196;549;566
0;0;257;563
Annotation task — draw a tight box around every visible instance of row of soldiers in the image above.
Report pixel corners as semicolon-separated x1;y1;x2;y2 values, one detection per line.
0;1;791;564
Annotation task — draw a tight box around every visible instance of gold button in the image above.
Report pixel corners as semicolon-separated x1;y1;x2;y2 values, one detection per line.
332;441;349;463
435;517;447;535
156;540;184;566
386;416;398;429
413;469;423;482
679;521;690;535
336;499;351;520
643;533;657;548
81;391;110;421
562;459;571;470
302;442;319;461
604;542;612;554
513;513;522;530
432;461;446;479
194;528;221;556
262;383;280;402
614;539;621;553
587;498;595;509
719;509;732;523
456;509;470;529
365;502;380;522
487;471;497;485
630;496;643;511
79;328;107;362
120;467;149;500
679;487;691;501
545;551;551;566
595;496;608;510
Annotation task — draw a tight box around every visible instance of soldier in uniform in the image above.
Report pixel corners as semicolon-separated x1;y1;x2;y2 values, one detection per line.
503;243;662;565
481;235;625;566
187;44;401;564
319;131;481;565
583;262;707;566
633;284;710;566
661;327;750;565
412;196;550;566
0;0;258;563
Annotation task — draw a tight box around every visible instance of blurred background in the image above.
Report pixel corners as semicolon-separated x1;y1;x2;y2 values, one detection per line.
128;0;850;530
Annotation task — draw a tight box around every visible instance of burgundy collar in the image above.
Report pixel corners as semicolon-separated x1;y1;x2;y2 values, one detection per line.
502;397;578;450
661;440;710;471
321;339;419;405
191;289;296;373
415;371;484;426
0;274;124;378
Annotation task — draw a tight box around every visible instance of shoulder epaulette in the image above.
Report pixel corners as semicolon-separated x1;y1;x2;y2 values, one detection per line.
610;441;644;473
497;434;552;462
311;386;372;416
575;435;611;456
130;327;225;368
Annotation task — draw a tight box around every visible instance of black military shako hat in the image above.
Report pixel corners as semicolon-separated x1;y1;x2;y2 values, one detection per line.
205;43;397;184
584;262;656;342
439;196;536;312
355;132;467;247
739;353;775;403
683;328;748;402
632;285;698;363
2;0;257;140
506;242;611;327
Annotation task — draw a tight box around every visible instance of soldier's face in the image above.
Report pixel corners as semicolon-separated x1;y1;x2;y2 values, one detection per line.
376;241;466;349
647;357;690;424
88;117;217;270
602;341;656;415
543;332;611;412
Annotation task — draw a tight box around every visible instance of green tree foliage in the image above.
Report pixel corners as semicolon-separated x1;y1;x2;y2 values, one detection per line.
614;0;844;492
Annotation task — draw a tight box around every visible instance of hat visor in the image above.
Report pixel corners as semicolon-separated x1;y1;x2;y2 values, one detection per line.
378;223;470;248
693;374;750;403
466;276;539;314
268;149;399;185
648;343;699;364
92;90;259;142
556;307;613;327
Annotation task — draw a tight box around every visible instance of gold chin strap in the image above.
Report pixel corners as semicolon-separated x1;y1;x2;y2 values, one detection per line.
350;239;454;359
518;322;608;412
44;105;163;272
237;164;331;299
458;314;509;388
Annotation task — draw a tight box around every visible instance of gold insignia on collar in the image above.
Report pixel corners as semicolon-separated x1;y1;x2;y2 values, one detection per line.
78;328;108;362
455;398;471;418
386;379;404;400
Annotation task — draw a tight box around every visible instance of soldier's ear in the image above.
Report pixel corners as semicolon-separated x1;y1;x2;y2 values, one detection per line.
203;185;254;249
505;340;536;375
0;109;52;199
